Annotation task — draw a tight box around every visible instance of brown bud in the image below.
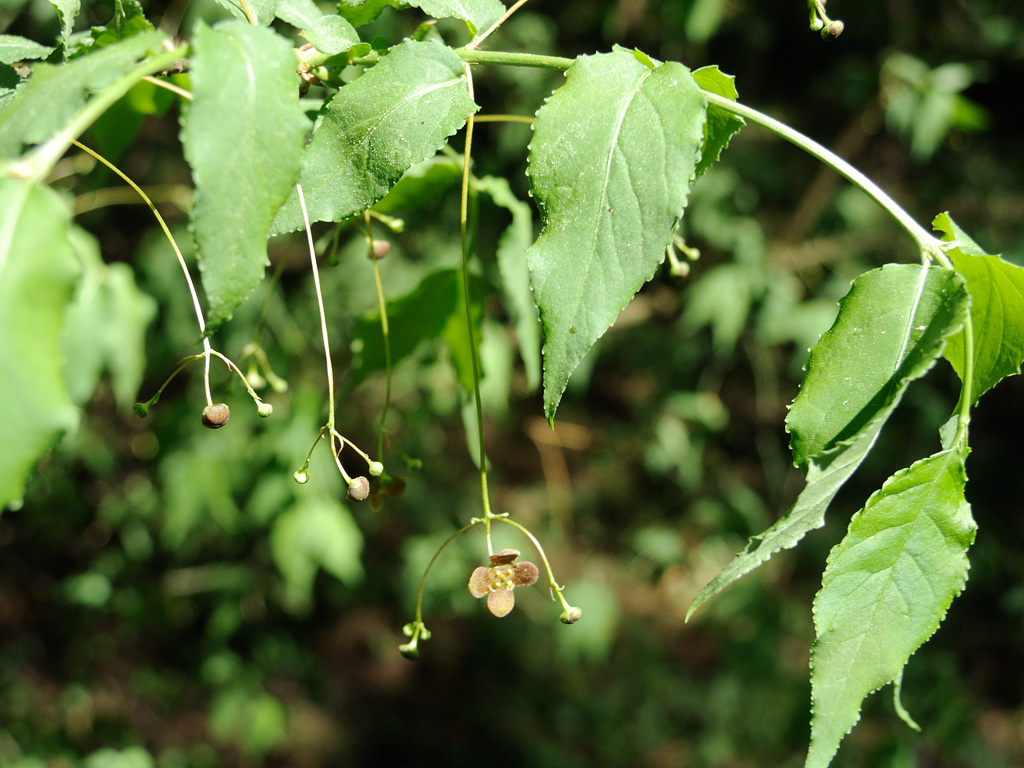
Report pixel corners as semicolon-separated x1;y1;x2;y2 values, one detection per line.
202;403;230;429
347;476;370;502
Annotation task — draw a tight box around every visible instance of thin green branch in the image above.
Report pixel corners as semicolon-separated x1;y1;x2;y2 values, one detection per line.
455;49;943;258
459;63;495;553
700;92;940;255
456;48;574;70
473;114;534;124
11;44;188;185
364;214;393;462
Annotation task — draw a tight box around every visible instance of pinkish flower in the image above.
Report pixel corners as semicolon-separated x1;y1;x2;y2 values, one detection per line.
468;548;540;617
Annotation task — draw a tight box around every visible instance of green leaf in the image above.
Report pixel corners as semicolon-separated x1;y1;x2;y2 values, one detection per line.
682;262;756;353
408;0;505;36
807;449;975;768
788;264;968;468
338;0;408;28
526;49;706;421
270;496;363;611
50;0;81;54
62;227;157;408
0;29;164;158
348;268;483;392
475;175;541;389
0;35;55;64
87;0;154;47
933;212;1024;404
271;39;477;234
692;65;744;178
181;21;309;328
211;0;280;25
275;0;359;55
0;179;80;511
688;265;969;618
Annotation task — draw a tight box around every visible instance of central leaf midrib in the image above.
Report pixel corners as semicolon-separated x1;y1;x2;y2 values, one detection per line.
821;454;954;703
567;65;652;336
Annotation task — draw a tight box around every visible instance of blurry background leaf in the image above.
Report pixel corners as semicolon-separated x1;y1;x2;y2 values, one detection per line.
0;30;164;157
275;0;360;54
0;180;79;510
62;227;156;408
270;496;364;613
0;34;54;63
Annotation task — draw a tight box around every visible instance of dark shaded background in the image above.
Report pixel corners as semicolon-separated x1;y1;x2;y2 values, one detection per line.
2;0;1023;766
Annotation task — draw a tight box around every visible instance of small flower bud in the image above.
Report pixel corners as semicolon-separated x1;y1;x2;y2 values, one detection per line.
371;239;390;259
398;642;419;660
293;469;309;484
560;606;583;625
133;402;149;418
347;476;370;502
201;403;230;429
256;401;273;418
368;460;384;477
824;20;844;37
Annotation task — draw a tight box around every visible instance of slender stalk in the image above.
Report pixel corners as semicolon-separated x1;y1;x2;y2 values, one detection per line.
467;0;531;50
202;339;213;406
138;354;204;407
454;49;944;257
72;183;191;215
456;48;574;70
296;183;338;451
71;140;206;337
953;312;975;447
412;521;481;626
142;75;193;102
238;0;257;24
494;516;575;614
473;114;534;124
700;92;940;254
459;64;495;553
366;214;393;462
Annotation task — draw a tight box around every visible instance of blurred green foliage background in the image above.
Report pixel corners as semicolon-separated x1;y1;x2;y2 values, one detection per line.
2;0;1024;766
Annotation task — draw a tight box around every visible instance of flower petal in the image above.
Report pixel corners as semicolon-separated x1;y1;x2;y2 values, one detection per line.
469;567;492;598
486;588;515;617
513;561;539;587
489;548;520;566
